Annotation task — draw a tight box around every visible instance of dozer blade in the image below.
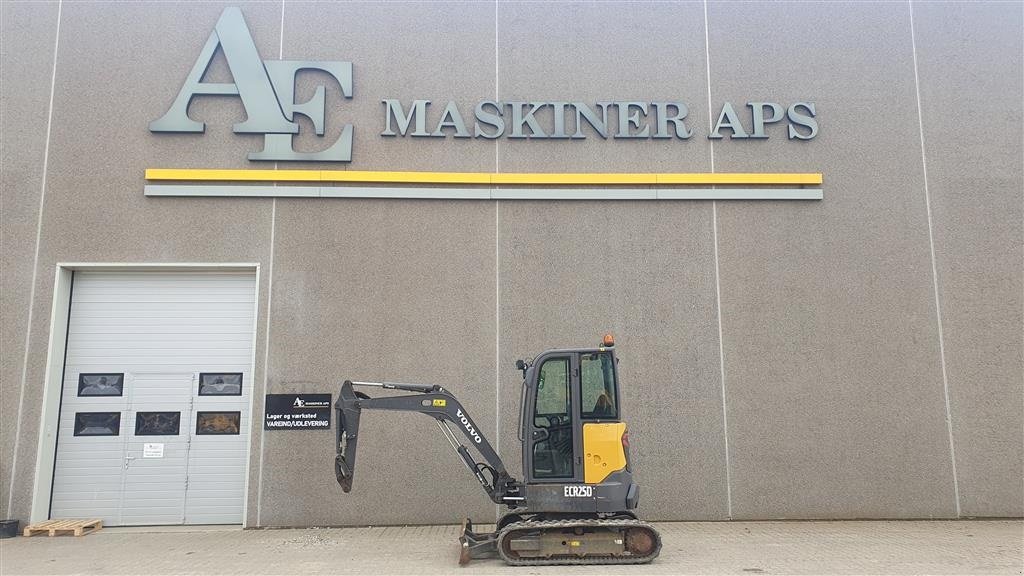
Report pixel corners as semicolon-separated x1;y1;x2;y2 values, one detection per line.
458;518;498;565
458;518;472;566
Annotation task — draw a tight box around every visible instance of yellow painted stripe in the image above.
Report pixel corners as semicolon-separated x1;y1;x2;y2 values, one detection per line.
492;172;660;185
656;173;822;185
319;170;492;184
145;168;323;182
145;169;822;186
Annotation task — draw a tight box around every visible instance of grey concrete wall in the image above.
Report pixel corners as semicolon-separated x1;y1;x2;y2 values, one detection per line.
1;0;1020;526
253;1;502;527
0;0;60;520
494;1;730;522
710;1;958;520
913;1;1024;517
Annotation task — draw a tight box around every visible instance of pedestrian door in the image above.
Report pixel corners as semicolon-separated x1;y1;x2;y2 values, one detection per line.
120;373;193;524
50;271;255;525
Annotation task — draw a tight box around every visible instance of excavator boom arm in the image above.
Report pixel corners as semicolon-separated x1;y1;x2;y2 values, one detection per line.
334;380;522;505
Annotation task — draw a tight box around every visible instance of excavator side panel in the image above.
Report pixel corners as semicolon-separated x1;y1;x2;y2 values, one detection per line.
583;422;627;484
522;469;636;513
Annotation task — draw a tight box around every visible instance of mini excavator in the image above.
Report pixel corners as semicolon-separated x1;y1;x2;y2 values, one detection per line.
333;335;661;566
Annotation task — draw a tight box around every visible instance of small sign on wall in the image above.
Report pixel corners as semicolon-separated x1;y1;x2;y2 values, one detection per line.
264;394;332;430
143;443;164;458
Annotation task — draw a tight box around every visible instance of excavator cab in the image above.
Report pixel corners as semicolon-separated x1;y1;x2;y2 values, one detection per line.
520;335;629;487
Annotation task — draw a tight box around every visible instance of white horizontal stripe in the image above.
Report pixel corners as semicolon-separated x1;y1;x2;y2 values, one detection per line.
493;188;656;200
146;184;823;201
658;188;823;200
323;186;491;199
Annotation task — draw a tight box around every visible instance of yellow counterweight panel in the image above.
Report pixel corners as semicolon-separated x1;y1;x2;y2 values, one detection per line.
583;422;628;484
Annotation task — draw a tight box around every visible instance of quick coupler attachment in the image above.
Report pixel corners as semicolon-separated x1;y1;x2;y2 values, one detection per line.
458;518;498;565
334;453;353;493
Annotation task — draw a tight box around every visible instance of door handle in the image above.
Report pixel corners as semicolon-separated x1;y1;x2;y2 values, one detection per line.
124;455;136;469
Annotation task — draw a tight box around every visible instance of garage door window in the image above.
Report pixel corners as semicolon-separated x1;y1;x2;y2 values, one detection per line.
198;373;242;396
135;412;181;436
74;412;121;436
78;373;124;397
196;412;240;435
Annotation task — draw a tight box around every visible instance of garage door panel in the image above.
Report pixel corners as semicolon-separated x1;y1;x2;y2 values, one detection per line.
50;465;122;482
50;468;123;522
67;364;249;374
186;506;242;525
68;309;255;322
51;271;256;526
66;346;254;358
66;323;254;333
70;276;254;289
186;429;248;524
58;394;128;405
68;311;254;323
129;374;190;400
69;333;255;343
121;460;187;526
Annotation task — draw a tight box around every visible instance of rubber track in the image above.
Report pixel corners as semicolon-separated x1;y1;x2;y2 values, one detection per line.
496;518;662;566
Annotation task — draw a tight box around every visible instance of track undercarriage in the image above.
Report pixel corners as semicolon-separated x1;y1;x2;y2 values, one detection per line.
459;515;662;566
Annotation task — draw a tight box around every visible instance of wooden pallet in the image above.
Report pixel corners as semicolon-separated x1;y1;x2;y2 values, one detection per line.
23;518;102;537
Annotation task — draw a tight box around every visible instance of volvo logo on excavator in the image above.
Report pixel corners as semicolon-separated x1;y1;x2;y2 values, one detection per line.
456;409;482;444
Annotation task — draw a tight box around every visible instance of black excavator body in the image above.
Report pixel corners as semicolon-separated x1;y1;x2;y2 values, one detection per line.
333;336;661;565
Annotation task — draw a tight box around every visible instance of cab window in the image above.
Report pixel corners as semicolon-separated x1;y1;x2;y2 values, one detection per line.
580;352;617;419
532;357;573;478
534;357;570;428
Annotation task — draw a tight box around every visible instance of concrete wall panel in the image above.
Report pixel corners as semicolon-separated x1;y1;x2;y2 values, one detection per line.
496;1;712;173
0;0;59;520
249;1;501;527
495;1;728;521
913;1;1024;517
262;199;497;526
497;200;727;520
35;0;278;262
708;1;958;518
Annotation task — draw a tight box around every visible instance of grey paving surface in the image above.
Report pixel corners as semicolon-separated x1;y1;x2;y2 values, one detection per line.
1;520;1020;575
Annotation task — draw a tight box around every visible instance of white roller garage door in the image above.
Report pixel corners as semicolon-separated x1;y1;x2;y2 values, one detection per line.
50;270;256;525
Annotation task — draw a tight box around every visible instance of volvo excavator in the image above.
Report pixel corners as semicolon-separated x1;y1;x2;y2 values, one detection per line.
333;335;662;565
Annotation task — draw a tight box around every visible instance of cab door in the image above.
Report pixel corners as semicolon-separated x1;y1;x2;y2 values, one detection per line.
525;353;582;482
579;350;628;484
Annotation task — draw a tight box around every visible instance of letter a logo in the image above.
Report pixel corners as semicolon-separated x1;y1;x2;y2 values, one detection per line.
150;7;353;162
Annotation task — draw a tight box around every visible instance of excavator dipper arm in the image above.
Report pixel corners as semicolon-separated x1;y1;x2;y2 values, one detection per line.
334;380;523;505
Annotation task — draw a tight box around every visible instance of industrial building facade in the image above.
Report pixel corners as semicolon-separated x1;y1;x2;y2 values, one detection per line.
1;1;1021;528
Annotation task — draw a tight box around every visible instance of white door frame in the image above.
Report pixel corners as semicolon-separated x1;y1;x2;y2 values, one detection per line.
30;263;261;525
